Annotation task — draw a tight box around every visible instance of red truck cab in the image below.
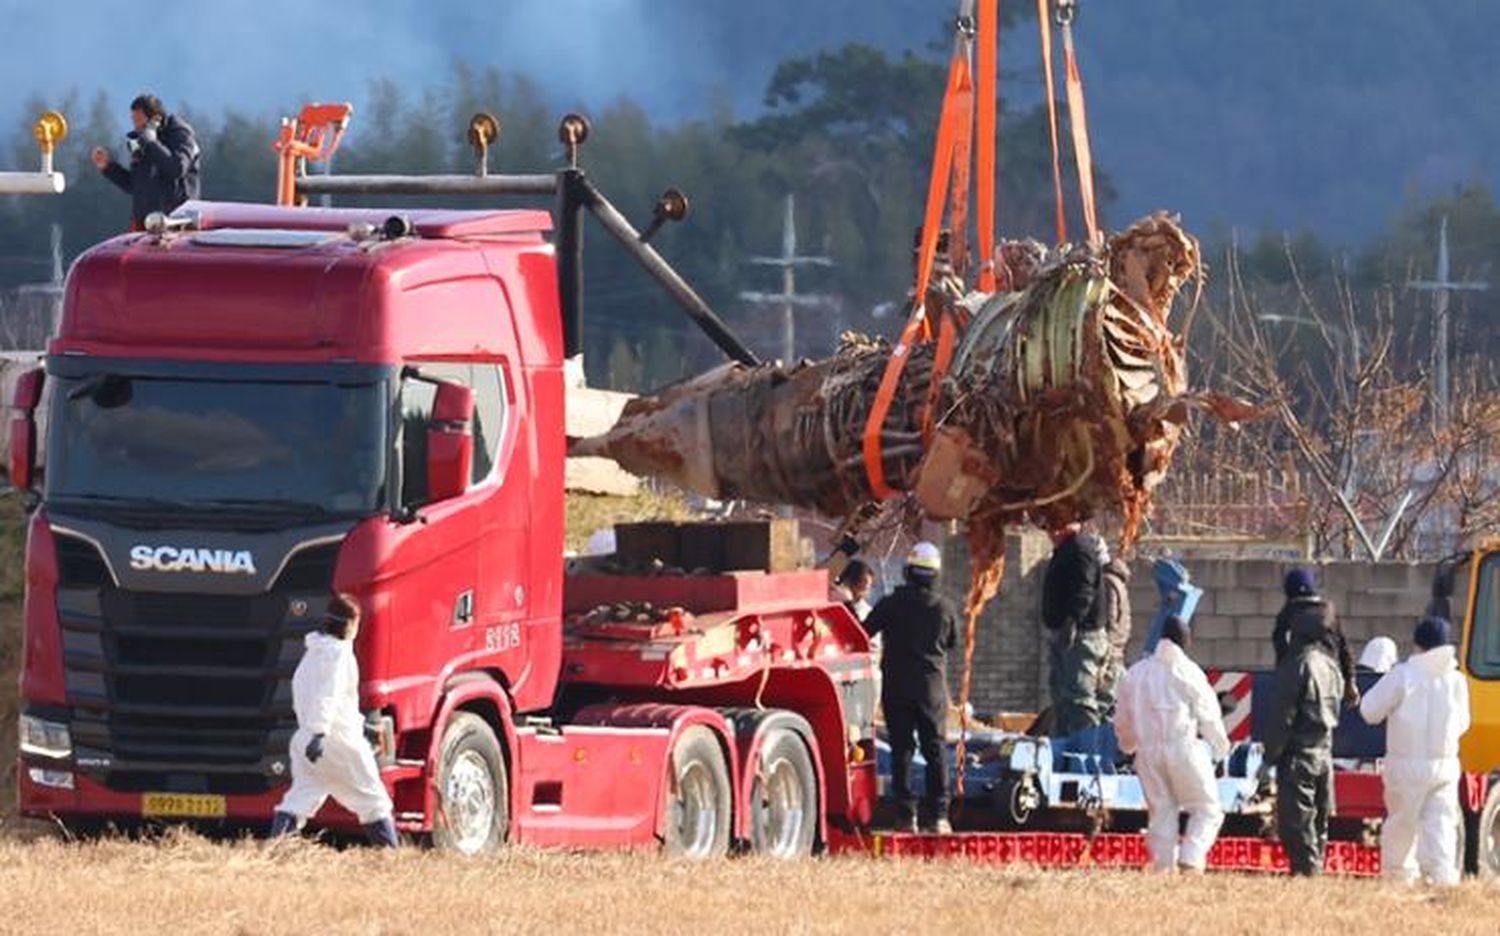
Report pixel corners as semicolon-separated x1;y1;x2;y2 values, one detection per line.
14;202;877;856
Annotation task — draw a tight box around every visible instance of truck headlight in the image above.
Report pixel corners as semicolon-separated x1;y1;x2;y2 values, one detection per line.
27;767;74;790
19;714;72;760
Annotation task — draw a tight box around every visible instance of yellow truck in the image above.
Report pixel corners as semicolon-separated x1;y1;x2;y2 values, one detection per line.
1435;540;1500;873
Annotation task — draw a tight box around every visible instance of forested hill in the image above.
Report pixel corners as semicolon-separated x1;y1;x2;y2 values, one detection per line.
6;0;1495;242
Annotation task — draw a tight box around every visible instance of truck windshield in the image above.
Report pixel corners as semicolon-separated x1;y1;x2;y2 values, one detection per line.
1471;552;1500;680
47;374;388;516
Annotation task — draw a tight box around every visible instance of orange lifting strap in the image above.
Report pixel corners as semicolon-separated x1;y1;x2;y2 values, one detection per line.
1038;0;1101;246
1037;0;1067;245
860;7;979;500
1059;2;1101;245
975;0;1000;292
274;102;354;207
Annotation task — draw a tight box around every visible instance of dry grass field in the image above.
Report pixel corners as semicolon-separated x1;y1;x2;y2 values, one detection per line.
1;501;1497;934
0;832;1495;935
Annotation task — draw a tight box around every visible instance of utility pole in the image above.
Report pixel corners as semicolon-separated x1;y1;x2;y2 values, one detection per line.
740;194;835;363
1409;215;1488;426
49;223;63;286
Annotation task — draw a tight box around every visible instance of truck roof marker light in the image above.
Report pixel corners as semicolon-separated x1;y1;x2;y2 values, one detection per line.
639;189;690;244
381;216;414;241
558;114;590;169
142;210;200;239
467;113;500;177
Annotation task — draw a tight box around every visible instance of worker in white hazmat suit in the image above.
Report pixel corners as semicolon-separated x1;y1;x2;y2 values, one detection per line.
1114;615;1230;871
1359;616;1469;885
269;595;397;847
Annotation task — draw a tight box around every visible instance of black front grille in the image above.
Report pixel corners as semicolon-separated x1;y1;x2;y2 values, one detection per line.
54;533;339;795
57;534;110;588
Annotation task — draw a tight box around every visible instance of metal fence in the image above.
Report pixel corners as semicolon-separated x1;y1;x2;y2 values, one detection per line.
1145;470;1311;543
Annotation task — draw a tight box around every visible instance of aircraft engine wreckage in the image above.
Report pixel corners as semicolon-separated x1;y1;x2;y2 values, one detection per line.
575;213;1247;609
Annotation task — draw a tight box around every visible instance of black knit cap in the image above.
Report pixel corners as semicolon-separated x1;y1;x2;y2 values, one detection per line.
320;595;359;638
129;94;164;119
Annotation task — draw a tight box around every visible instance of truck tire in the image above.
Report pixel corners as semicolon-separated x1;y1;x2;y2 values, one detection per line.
663;725;732;859
432;711;509;856
748;727;818;858
1477;780;1500;878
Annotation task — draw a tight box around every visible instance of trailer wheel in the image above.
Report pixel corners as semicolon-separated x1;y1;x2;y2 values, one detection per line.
748;728;818;858
663;726;732;859
1477;780;1500;878
432;712;509;856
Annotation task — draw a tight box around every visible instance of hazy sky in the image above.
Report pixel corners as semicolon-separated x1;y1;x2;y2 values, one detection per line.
7;0;1498;240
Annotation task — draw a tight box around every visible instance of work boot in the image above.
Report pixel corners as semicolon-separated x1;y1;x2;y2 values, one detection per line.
921;816;953;835
363;817;399;848
267;810;299;838
896;810;919;835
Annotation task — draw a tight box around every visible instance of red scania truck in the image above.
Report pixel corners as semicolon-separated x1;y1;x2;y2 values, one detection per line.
9;189;880;856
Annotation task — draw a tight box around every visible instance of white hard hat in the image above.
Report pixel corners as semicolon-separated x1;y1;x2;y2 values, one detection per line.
906;541;942;572
1358;636;1398;674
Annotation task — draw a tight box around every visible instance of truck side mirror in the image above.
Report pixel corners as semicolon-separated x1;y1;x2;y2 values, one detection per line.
8;368;44;490
426;380;474;503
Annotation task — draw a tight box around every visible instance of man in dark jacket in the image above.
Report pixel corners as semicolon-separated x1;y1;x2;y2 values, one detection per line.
1095;552;1133;714
91;94;201;229
1273;568;1358;707
864;541;958;834
1042;523;1109;735
1262;607;1345;875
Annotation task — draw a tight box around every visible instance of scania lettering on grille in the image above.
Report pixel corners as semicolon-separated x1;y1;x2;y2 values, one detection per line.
128;545;257;575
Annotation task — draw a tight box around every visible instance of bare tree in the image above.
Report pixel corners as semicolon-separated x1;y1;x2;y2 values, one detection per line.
1171;239;1498;560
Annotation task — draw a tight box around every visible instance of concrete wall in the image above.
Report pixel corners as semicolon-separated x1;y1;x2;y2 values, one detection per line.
942;530;1445;715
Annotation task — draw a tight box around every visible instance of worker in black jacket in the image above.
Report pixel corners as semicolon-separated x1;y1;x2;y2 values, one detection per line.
1042;523;1109;735
1262;608;1345;876
91;93;201;229
864;541;958;834
1273;568;1359;707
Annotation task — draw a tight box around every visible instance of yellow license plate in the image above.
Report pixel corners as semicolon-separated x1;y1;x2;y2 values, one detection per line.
142;792;227;819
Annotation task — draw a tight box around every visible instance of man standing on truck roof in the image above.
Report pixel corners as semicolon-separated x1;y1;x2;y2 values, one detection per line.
1262;605;1345;876
1114;615;1229;872
270;595;398;848
865;541;958;834
90;93;201;230
1042;523;1109;735
1359;616;1470;886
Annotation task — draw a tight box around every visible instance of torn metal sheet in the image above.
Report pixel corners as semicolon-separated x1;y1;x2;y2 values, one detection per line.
575;213;1219;606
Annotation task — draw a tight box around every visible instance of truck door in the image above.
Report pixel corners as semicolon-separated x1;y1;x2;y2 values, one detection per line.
398;361;529;694
1462;549;1500;776
468;360;533;680
395;365;482;682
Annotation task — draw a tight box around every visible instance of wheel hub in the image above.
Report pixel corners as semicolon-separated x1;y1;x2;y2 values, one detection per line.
1486;804;1500;874
755;756;806;857
444;749;496;855
675;761;720;858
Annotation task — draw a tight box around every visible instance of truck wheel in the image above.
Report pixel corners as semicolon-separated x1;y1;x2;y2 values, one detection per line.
432;711;509;856
663;725;732;859
749;728;818;858
1477;780;1500;878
